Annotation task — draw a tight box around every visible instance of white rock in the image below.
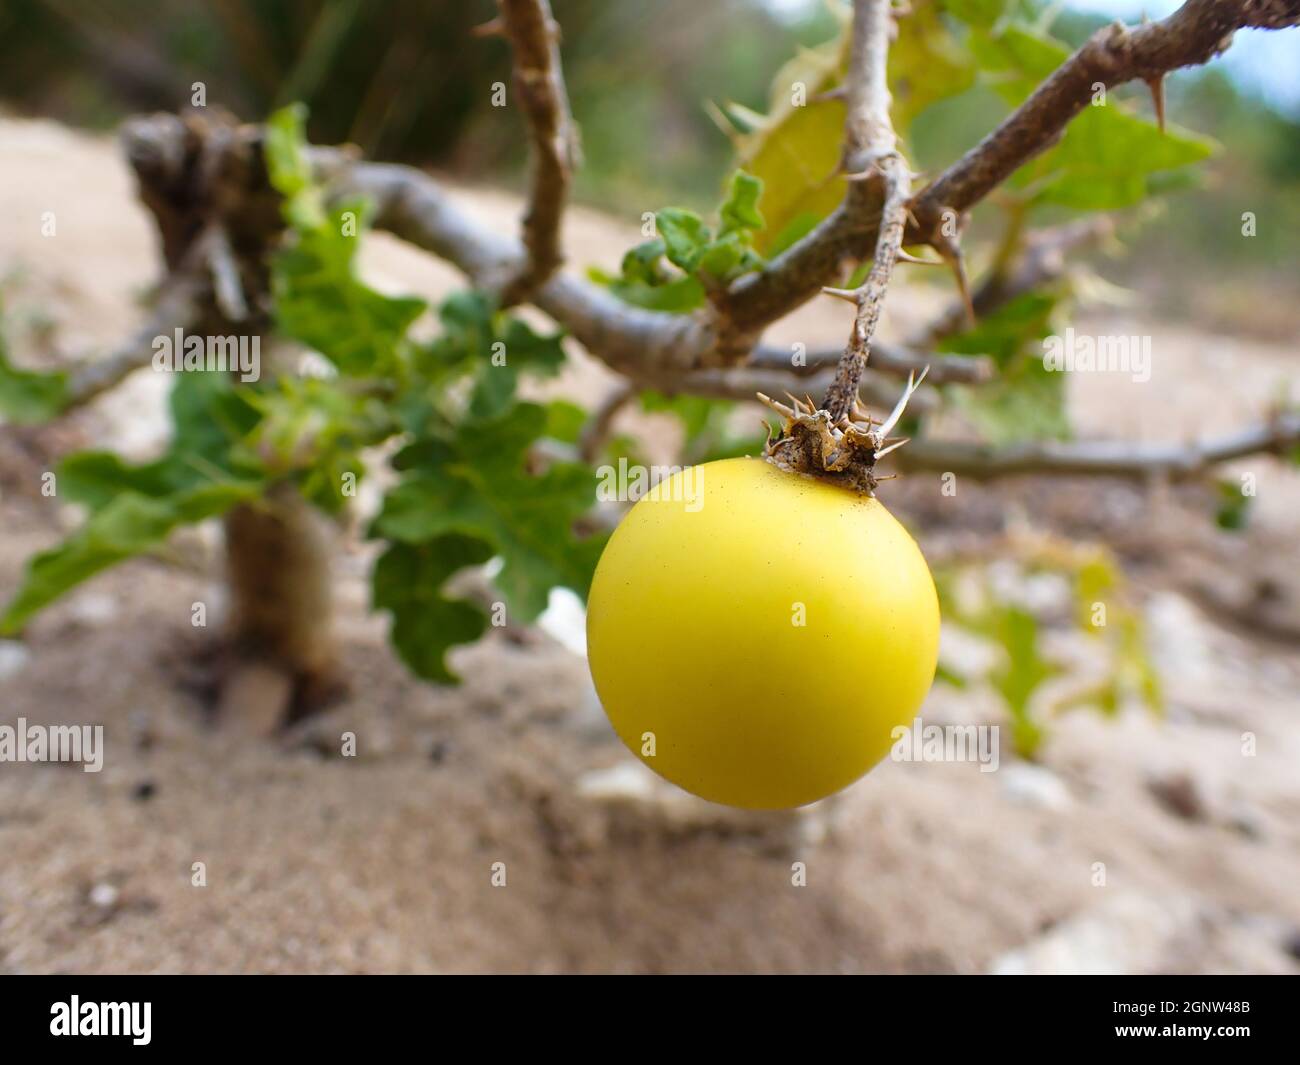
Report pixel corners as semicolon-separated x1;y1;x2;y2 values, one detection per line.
538;587;587;657
990;893;1198;975
88;882;119;910
999;762;1073;811
576;761;659;803
0;640;31;680
67;591;118;625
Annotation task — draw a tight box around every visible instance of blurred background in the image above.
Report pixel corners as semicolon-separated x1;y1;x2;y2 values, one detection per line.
0;1;1297;975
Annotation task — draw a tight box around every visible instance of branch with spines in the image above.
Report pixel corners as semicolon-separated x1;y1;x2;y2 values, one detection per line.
722;0;1300;338
481;0;578;307
18;0;1300;493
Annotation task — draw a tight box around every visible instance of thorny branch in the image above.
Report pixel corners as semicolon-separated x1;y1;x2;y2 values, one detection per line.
24;2;1300;490
724;0;1300;333
819;0;911;425
907;0;1300;242
749;340;991;384
490;0;579;307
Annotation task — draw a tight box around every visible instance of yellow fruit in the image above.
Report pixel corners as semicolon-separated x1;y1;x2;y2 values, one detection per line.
586;456;939;809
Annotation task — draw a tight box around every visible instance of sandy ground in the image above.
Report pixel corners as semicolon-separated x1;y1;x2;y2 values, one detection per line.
0;117;1298;974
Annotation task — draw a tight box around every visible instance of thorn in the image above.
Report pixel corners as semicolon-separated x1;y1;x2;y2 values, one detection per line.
877;367;929;440
471;17;505;38
757;393;795;419
1145;75;1167;134
822;286;860;304
874;473;899;482
873;437;911;459
812;85;847;104
896;250;944;266
935;236;975;326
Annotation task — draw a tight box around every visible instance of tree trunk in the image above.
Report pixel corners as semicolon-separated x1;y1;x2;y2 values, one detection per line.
219;482;339;733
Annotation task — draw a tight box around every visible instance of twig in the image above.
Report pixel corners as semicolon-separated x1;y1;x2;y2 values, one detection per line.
821;0;910;423
725;0;1300;333
749;340;991;384
578;381;636;462
893;413;1300;481
670;363;938;414
496;0;578;306
910;217;1113;349
63;278;202;408
908;0;1300;242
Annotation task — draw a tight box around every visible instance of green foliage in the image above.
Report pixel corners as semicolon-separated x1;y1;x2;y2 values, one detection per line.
592;170;767;312
941;292;1070;445
265;106;602;678
0;310;69;425
1214;477;1252;530
964;18;1216;211
376;402;602;622
1;106;603;685
1;372;265;634
267;106;428;378
936;545;1161;759
372;535;494;684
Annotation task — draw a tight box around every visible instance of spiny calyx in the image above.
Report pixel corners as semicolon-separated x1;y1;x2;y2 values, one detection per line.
758;367;927;495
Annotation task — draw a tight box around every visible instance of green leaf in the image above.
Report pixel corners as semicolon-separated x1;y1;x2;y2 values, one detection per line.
989;606;1060;758
265;103;326;229
543;400;587;445
1214;477;1251;530
588;268;706;312
730;1;972;253
0;482;259;635
0;325;69;425
1;371;268;631
942;293;1069;445
730;29;848;256
718;170;765;235
271;200;427;376
655;208;711;273
266;105;427;377
944;0;1011;29
372;535;493;683
890;0;978;133
374;402;603;620
1033;106;1215;211
969;22;1217;212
